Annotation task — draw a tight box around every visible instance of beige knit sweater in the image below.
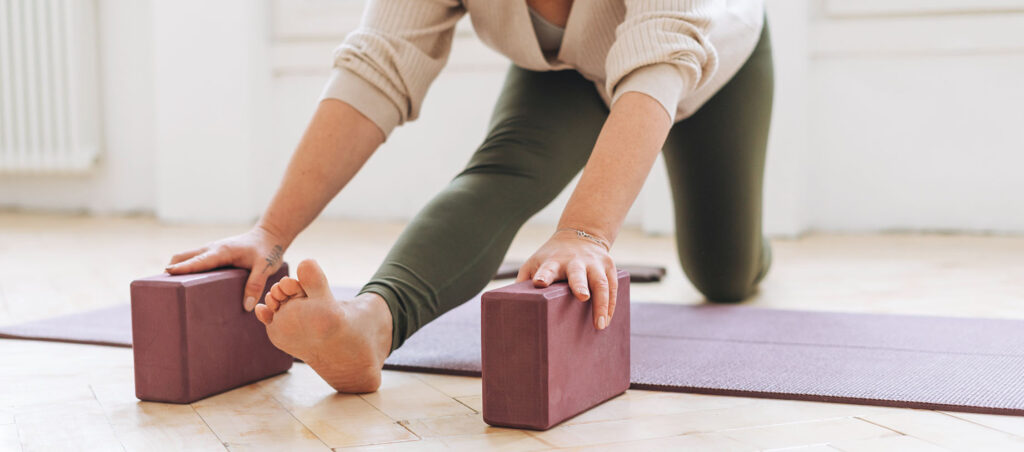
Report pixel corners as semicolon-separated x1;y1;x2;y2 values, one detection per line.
321;0;765;139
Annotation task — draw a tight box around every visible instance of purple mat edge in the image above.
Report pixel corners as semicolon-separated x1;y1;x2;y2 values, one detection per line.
628;385;1024;417
378;367;1024;417
0;305;133;348
374;362;1024;417
0;333;132;349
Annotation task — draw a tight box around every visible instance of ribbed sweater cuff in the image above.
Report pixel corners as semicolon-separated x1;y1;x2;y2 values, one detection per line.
610;62;691;122
319;67;402;140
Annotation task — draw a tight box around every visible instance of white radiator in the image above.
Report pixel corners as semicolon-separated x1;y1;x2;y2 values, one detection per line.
0;0;100;173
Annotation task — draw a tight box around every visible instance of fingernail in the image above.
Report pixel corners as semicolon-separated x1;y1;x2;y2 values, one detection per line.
598;315;606;330
244;297;256;311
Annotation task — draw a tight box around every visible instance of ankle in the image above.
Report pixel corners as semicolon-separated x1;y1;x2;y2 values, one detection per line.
356;292;394;358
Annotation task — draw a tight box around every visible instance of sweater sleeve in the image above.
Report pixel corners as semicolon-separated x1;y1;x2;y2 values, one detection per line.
319;0;466;139
604;0;719;122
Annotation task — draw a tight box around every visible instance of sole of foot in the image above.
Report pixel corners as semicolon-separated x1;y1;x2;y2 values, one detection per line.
254;259;392;393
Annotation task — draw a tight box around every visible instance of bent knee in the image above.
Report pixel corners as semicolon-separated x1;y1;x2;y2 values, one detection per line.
690;274;758;303
701;286;755;303
682;240;771;303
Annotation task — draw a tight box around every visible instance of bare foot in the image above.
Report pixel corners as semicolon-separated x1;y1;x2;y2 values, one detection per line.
255;259;393;393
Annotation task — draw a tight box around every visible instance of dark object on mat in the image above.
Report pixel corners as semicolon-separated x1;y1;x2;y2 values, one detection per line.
7;288;1024;416
481;270;630;430
129;264;294;404
493;260;666;282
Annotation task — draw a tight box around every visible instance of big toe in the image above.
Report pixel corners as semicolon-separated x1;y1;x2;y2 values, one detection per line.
296;259;331;297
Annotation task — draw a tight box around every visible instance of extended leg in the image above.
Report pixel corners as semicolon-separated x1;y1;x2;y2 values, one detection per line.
256;67;609;392
360;66;610;351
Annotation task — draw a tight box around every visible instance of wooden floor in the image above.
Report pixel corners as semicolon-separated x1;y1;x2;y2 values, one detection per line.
2;212;1024;451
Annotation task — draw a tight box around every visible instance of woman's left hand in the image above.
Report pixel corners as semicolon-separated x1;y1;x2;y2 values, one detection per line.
516;229;618;330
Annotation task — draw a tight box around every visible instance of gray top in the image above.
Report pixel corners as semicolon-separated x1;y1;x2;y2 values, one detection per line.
528;6;565;57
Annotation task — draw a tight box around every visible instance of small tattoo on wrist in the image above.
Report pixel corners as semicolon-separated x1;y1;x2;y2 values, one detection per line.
263;245;283;272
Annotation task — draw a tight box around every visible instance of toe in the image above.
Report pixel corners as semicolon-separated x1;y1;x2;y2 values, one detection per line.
296;259;331;297
270;284;289;302
254;304;274;325
265;292;281;311
278;277;306;298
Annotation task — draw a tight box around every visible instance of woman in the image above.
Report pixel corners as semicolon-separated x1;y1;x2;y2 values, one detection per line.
166;0;772;393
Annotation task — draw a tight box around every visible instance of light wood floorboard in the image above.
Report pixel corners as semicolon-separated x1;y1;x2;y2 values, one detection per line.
2;212;1023;450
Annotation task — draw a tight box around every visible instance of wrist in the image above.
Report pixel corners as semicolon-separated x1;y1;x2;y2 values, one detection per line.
553;226;612;252
254;219;295;250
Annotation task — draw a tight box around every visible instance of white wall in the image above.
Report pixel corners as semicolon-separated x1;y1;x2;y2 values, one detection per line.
151;0;271;223
2;0;1023;236
806;1;1024;233
0;0;156;214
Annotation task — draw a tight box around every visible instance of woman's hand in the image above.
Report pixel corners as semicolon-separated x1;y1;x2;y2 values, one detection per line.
516;229;618;330
165;225;289;312
517;92;668;330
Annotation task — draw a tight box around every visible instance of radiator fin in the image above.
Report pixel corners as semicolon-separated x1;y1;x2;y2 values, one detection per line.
0;0;100;173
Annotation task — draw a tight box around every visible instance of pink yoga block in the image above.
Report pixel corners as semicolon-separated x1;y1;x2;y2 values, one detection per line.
481;269;630;430
130;264;293;403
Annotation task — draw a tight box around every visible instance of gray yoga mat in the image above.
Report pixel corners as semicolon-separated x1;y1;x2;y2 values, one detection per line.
3;286;1024;416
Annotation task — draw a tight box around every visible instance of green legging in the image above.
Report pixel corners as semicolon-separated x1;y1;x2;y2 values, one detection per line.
359;21;774;352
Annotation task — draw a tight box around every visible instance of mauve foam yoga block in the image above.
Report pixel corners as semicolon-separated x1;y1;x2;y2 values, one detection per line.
130;264;293;403
481;269;630;430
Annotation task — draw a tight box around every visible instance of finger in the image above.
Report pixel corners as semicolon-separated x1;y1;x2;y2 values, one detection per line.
166;249;231;275
566;260;590;301
533;261;563;288
587;265;610;330
515;260;538;283
606;264;619;324
243;267;272;312
168;246;207;266
277;277;306;298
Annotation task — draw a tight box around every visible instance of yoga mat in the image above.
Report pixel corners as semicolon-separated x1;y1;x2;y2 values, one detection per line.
4;287;1024;416
0;305;132;347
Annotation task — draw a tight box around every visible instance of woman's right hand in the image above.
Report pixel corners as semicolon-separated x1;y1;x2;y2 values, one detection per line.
165;225;289;312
